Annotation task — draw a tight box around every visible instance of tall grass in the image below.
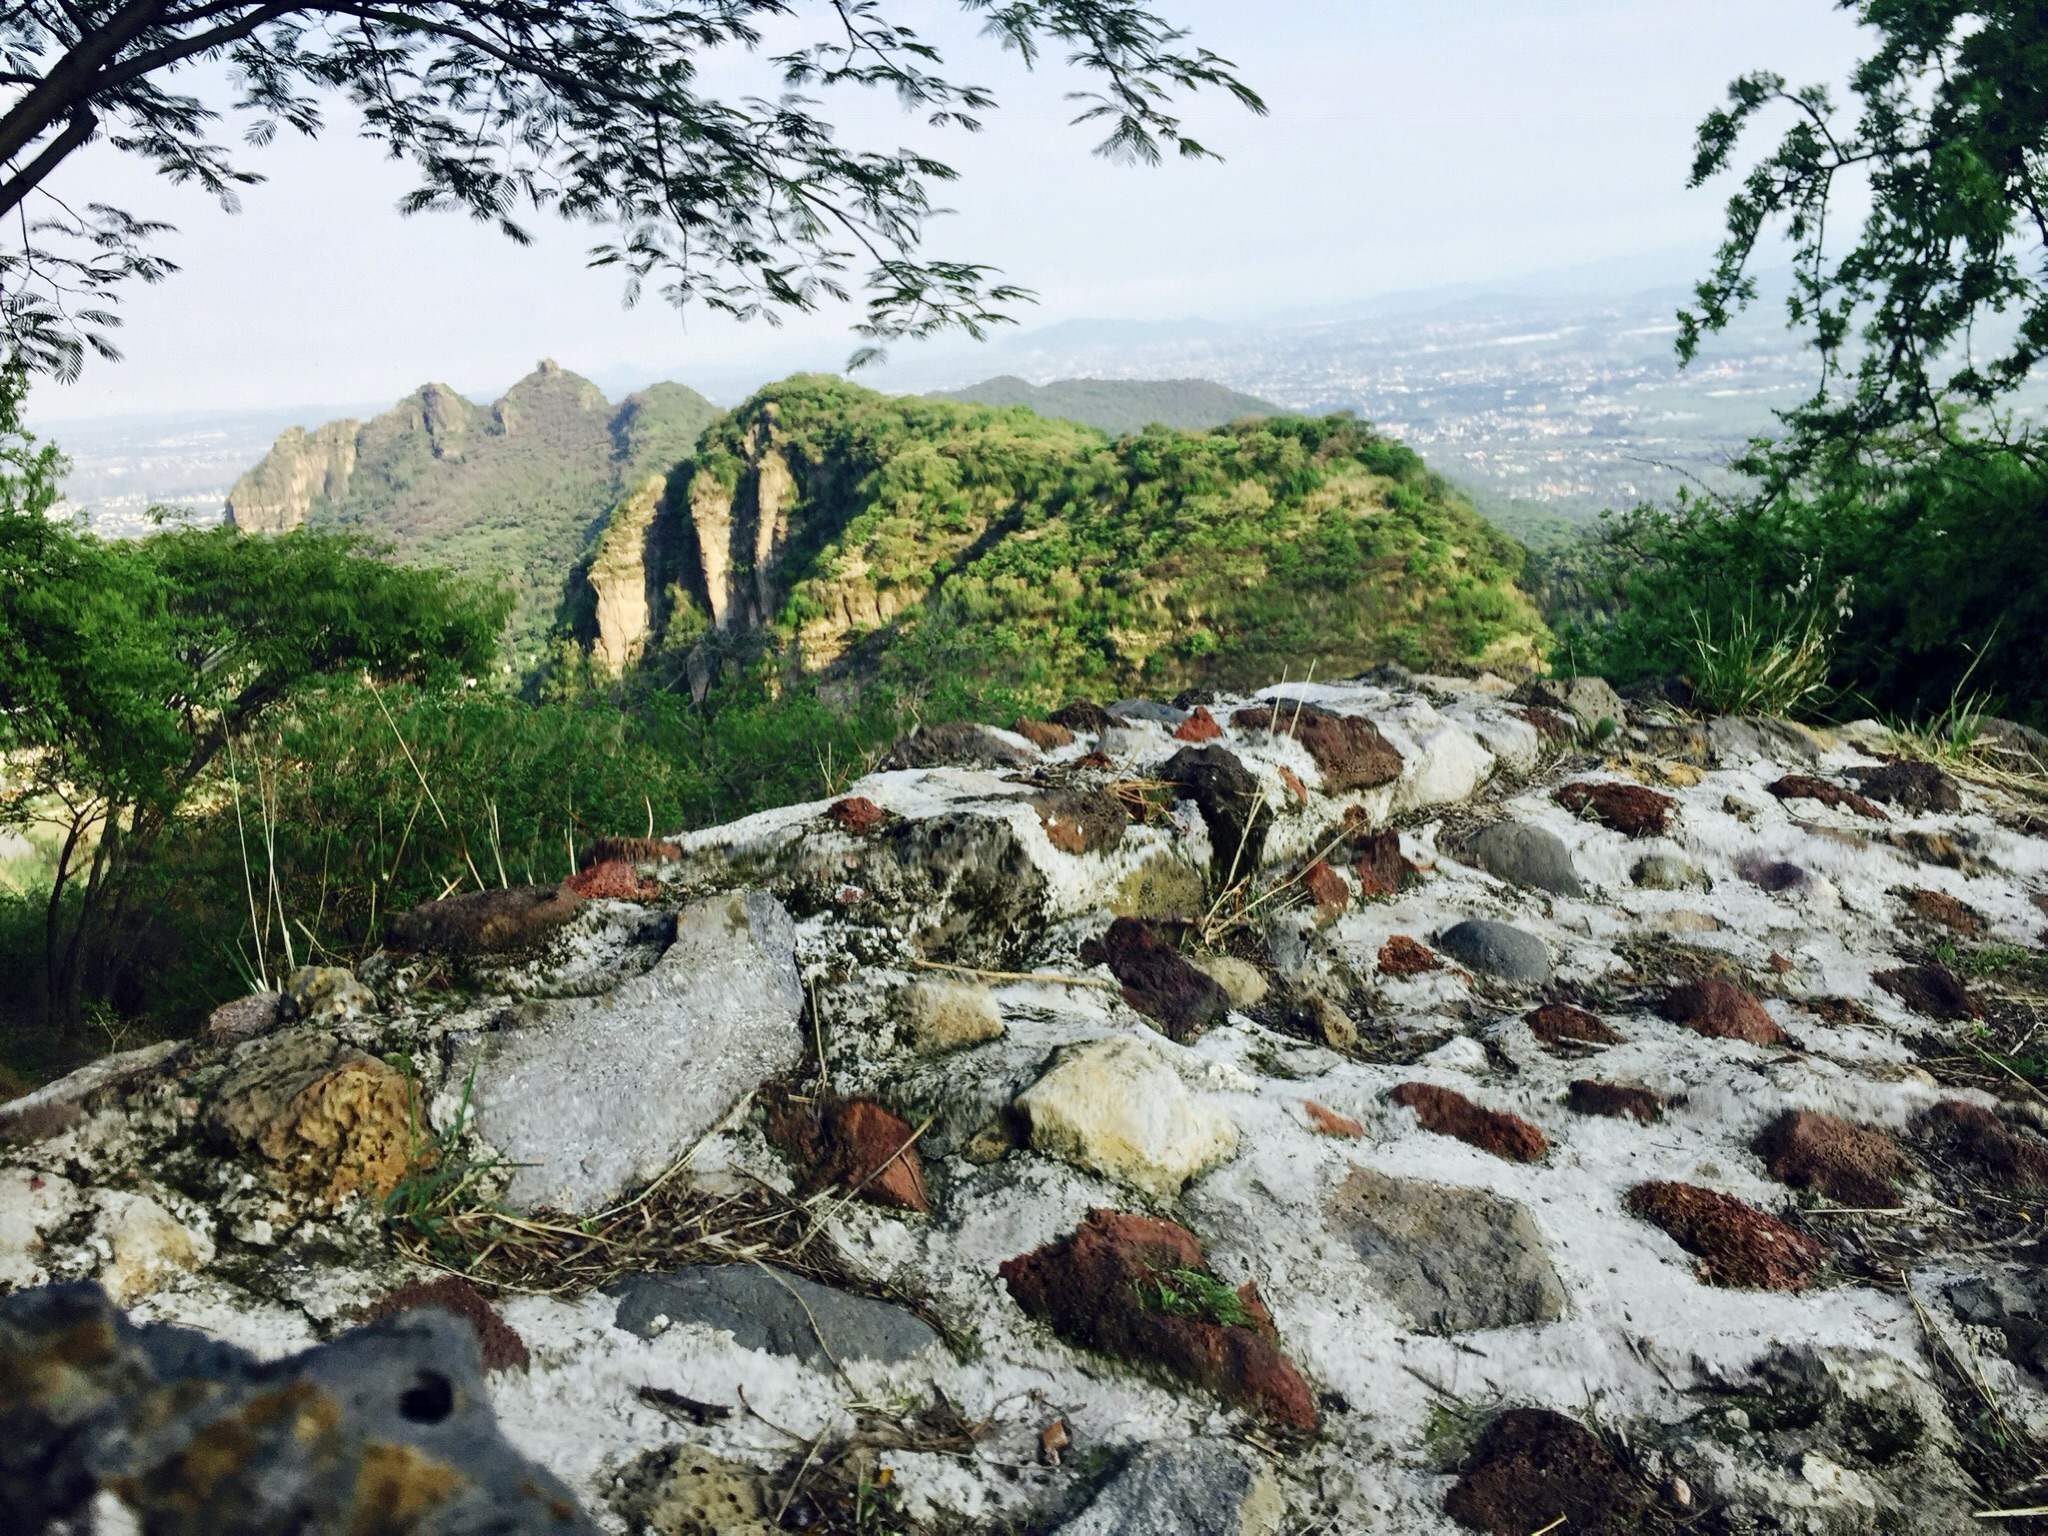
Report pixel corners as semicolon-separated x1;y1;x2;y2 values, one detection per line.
1678;599;1838;717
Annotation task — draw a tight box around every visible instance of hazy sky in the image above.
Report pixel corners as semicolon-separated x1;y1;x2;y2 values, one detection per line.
28;0;1867;422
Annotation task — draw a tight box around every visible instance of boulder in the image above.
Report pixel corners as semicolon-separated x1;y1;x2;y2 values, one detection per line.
1705;715;1823;767
1767;774;1888;821
609;1264;939;1366
1086;917;1231;1041
826;795;888;834
1013;717;1076;750
1173;705;1224;742
1351;826;1407;897
1514;675;1625;734
1735;852;1812;894
1325;1167;1564;1331
1437;919;1553;984
0;1040;184;1149
1161;745;1272;879
1379;934;1442;975
387;882;584;956
1566;1080;1663;1123
1016;1035;1239;1199
1109;698;1189;726
1054;1443;1284;1536
1230;702;1403;792
881;721;1037;770
1632;853;1709;890
1048;700;1118;733
468;890;803;1212
895;979;1005;1053
1464;822;1585;897
92;1190;215;1303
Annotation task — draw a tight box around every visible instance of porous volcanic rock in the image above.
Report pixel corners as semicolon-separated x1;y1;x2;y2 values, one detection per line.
1351;827;1407;897
1625;1180;1827;1290
1463;821;1585;897
1437;919;1552;983
206;1028;424;1203
881;720;1037;770
1229;702;1403;793
1555;781;1676;837
201;990;284;1045
1300;859;1350;915
1658;979;1790;1046
1735;852;1812;894
1874;963;1984;1020
1755;1108;1911;1208
1768;774;1889;820
826;795;888;834
563;858;661;900
1567;1080;1663;1122
811;1097;932;1212
1160;744;1272;879
1172;705;1224;742
1015;1035;1239;1199
1033;786;1131;855
1525;1002;1622;1049
1445;1408;1658;1536
1378;935;1442;975
1389;1082;1547;1162
998;1208;1318;1431
1085;917;1230;1041
1907;888;1982;934
1850;759;1963;813
1303;1100;1364;1138
387;882;585;955
364;1275;530;1372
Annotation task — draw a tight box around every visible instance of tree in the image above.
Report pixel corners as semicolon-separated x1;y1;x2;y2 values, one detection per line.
0;373;510;1027
0;1;1263;379
1680;1;2048;461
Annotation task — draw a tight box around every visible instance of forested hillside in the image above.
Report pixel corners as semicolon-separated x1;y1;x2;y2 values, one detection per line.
929;373;1276;434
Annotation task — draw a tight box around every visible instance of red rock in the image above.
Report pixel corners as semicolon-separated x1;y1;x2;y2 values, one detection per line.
1013;717;1076;750
1567;1080;1663;1123
1277;765;1309;803
1766;951;1797;974
1445;1408;1656;1535
1514;706;1578;744
363;1276;529;1372
818;1099;930;1212
1303;1100;1364;1138
1525;1002;1622;1049
1172;706;1223;742
1352;828;1406;898
1922;1100;2048;1187
827;796;889;835
1658;979;1790;1046
564;859;661;900
1378;935;1441;976
1625;1180;1826;1290
1767;774;1889;820
1301;860;1349;915
1231;703;1404;793
1874;963;1983;1020
999;1208;1318;1431
1908;889;1983;935
581;835;681;867
1083;917;1229;1042
1555;781;1676;837
1755;1108;1910;1208
1390;1082;1547;1162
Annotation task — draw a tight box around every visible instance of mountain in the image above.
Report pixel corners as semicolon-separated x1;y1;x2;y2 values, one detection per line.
226;363;718;666
561;375;1546;698
928;374;1277;435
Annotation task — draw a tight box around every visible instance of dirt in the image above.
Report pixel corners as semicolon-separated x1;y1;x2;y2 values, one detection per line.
1767;774;1890;820
1625;1180;1828;1290
1444;1408;1663;1536
1230;703;1403;792
1908;889;1983;935
1082;917;1231;1042
1567;1080;1663;1122
1172;706;1222;742
1875;964;1984;1020
1554;780;1676;836
1850;759;1963;813
1658;979;1791;1046
1755;1108;1913;1207
362;1275;530;1372
1525;1001;1622;1049
1378;936;1442;976
1012;717;1076;750
826;796;888;835
1389;1082;1548;1162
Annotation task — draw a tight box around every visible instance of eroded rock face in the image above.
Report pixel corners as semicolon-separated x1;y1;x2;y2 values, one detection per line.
1016;1035;1239;1198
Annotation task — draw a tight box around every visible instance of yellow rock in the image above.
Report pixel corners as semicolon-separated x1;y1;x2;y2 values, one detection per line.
94;1190;214;1302
895;980;1004;1053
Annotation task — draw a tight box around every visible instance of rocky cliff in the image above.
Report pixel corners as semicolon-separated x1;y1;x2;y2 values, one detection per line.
7;673;2047;1532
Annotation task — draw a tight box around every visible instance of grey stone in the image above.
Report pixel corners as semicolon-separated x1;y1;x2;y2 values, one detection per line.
1632;853;1710;891
0;1041;185;1148
1978;716;2048;771
0;1280;598;1534
468;890;803;1212
1949;1268;2048;1375
881;721;1037;771
1437;919;1553;983
1705;714;1823;767
609;1264;940;1366
1055;1443;1283;1536
201;990;285;1044
1108;698;1190;727
1325;1167;1566;1331
1465;822;1585;897
1515;675;1625;734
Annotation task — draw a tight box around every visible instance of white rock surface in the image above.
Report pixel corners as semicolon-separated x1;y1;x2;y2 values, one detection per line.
1016;1033;1241;1198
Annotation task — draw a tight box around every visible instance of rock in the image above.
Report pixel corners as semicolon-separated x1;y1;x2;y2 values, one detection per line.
1188;954;1268;1007
563;858;661;899
1735;852;1812;894
1658;979;1790;1046
0;1041;184;1150
1445;1408;1656;1536
1109;698;1189;726
1755;1109;1911;1208
92;1190;214;1303
1644;908;1723;933
1632;853;1709;890
582;835;682;866
881;720;1037;770
1555;780;1676;836
1110;853;1210;922
1849;760;1963;814
1437;919;1553;984
614;1444;777;1536
1173;705;1224;742
0;1280;598;1533
1921;1100;2048;1186
1625;1181;1827;1290
1086;917;1231;1041
387;882;585;955
1054;1443;1284;1536
1907;889;1982;934
837;811;1050;966
1325;1167;1565;1331
1525;1001;1622;1049
1016;1035;1239;1199
1378;935;1442;975
1464;821;1586;897
1013;717;1076;750
364;1275;530;1372
1874;963;1983;1020
202;990;285;1045
610;1264;939;1366
1568;1080;1663;1122
1231;702;1403;792
1033;786;1131;855
207;1028;424;1203
1048;700;1118;733
1300;858;1350;914
811;1098;931;1212
1161;744;1272;879
1389;1082;1548;1161
1302;1100;1363;1138
999;1208;1318;1431
826;795;889;834
1978;716;2048;771
896;979;1005;1053
1312;994;1360;1049
0;1169;77;1289
1351;826;1407;897
468;890;803;1212
1515;704;1577;743
1705;715;1824;767
1767;774;1889;820
1948;1269;2048;1376
1514;675;1625;734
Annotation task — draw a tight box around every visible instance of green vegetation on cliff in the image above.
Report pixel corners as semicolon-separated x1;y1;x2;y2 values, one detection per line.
929;375;1277;435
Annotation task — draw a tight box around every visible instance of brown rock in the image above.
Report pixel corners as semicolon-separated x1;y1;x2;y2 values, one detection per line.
1172;706;1223;742
363;1276;529;1372
1893;829;1974;869
1767;774;1889;820
1301;859;1349;916
386;883;584;956
1277;765;1309;803
1013;717;1076;750
1514;706;1578;744
1303;1100;1364;1138
563;859;661;900
1555;781;1676;837
1378;935;1441;976
826;796;888;835
1083;917;1230;1042
1625;1180;1826;1290
1525;1001;1622;1049
1231;703;1404;793
1390;1082;1547;1162
1908;889;1983;935
816;1099;930;1213
1568;1080;1663;1123
998;1208;1318;1431
881;721;1036;770
1755;1108;1911;1208
202;992;285;1046
1047;700;1117;733
1658;979;1790;1046
1850;760;1963;813
1445;1408;1656;1536
1033;787;1130;855
581;835;681;867
1767;951;1797;974
208;1031;426;1203
1352;828;1406;898
1922;1100;2048;1187
1874;963;1983;1020
1801;996;1875;1026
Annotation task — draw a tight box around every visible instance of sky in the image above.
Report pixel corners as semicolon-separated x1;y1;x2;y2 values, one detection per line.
24;0;1869;423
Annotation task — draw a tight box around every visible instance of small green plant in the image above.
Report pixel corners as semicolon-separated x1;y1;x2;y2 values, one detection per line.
1137;1267;1256;1328
382;1067;516;1264
1680;598;1838;717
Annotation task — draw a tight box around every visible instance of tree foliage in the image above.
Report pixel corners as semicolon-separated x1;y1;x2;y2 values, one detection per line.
0;0;1262;378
